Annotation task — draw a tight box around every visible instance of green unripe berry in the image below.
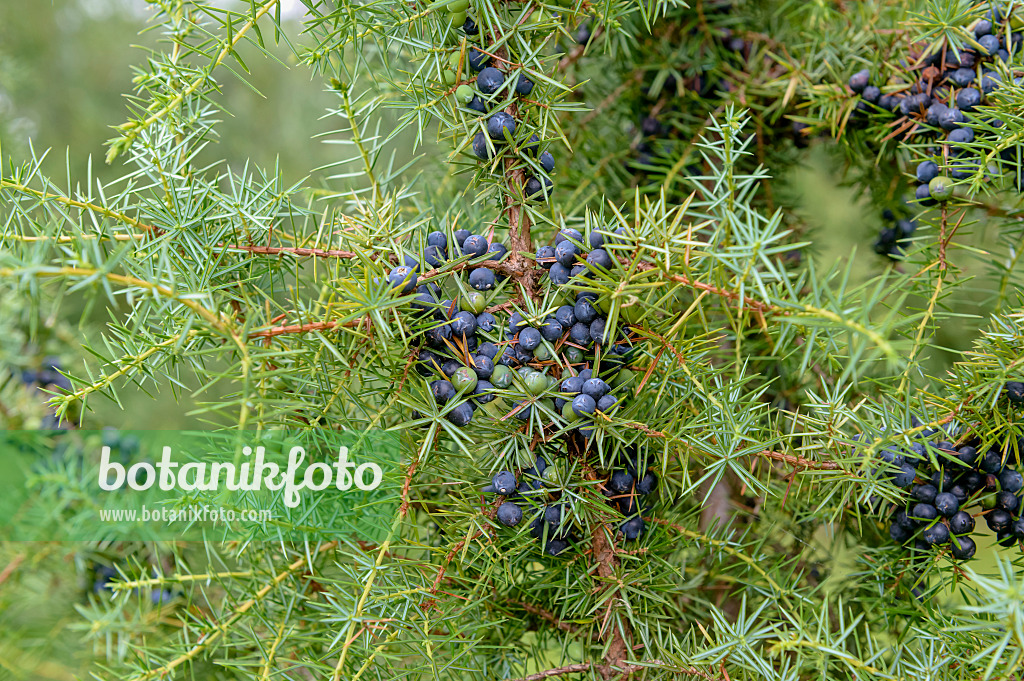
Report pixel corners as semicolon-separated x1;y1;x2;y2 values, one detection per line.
462;291;486;313
542;462;561;483
928;175;953;201
491;365;512;388
455;84;475;105
526;372;548;396
443;0;470;12
533;344;552;362
562;400;579;421
611;369;635;389
452;366;478;392
442;69;458;86
448;52;462;72
565;346;584;364
448;10;467;26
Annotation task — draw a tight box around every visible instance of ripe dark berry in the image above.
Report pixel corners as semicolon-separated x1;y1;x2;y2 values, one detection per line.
572;393;596;416
911;503;938;522
462;234;488;257
496;501;523;527
427;231;447;250
934;492;960;517
996;490;1020;512
900;93;931;116
975;19;993;37
560;376;583;395
609;468;634;494
450;311;478;337
549;262;570;285
540;317;563;342
986;508;1012;532
948;67;975;88
1013;517;1024;539
597;394;618;412
493;470;517;495
620;516;644;541
569;322;591;346
487;112;516;140
555;228;583;245
472;131;494;160
980;449;1003;474
471;354;494;379
514;73;534;96
912;483;938;503
980;71;1001;94
848;69;870;93
454;229;471;247
893;464;917;488
925;102;948;126
922;523;950;545
388;266;417;294
999;468;1024;492
956;87;982;112
879;447;904;466
467;96;487;113
978;33;1000;56
486;242;507;261
574;298;598;324
950;535;976;560
955;446;978;467
938;107;965;131
539;150;554;173
1006;381;1024;403
518;327;541;351
862;85;881;103
525;176;552;200
554;305;576;328
535;245;555;268
462;17;478;34
545;538;569;556
916;183;935;205
523;133;540;155
424;245;447;268
890;522;912;543
555;240;578;267
478;341;498;359
949;510;975;535
431;380;456;405
476;313;497;334
586;248;613;271
467;47;490;71
472;380;495;404
636;471;657;495
582;378;609;399
476;67;504;95
446;401;474;426
916;160;939;184
468;268;495;290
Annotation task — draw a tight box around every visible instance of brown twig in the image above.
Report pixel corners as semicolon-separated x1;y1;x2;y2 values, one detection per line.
224;244;360;259
507;663;594;681
507;598;578;633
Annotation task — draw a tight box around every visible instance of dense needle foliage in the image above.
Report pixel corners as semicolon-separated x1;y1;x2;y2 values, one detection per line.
3;1;1024;679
